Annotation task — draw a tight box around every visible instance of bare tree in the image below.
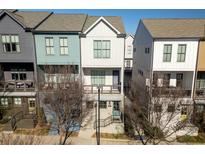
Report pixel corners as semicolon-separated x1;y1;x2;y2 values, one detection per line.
38;65;87;145
125;74;196;145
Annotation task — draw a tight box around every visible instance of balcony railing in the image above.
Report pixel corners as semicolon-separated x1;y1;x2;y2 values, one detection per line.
152;87;191;97
83;85;121;94
0;80;35;92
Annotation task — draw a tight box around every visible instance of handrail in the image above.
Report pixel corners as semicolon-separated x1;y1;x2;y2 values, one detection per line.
10;111;24;131
94;115;113;128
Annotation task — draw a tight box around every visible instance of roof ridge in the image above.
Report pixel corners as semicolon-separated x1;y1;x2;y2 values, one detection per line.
142;18;205;20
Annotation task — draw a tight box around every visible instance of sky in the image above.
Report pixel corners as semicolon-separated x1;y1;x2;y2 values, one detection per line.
21;9;205;34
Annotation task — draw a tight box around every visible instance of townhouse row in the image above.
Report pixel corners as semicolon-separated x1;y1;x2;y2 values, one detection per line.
132;19;205;126
0;10;134;133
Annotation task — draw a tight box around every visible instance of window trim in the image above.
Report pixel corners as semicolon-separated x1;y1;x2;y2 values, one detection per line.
45;37;54;55
163;44;172;62
59;37;69;55
177;44;187;62
93;40;111;59
99;101;107;109
14;97;22;105
1;34;21;53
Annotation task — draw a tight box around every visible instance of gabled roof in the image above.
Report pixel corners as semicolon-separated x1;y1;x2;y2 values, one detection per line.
35;14;87;32
0;10;52;29
13;11;52;29
82;16;125;34
142;18;205;39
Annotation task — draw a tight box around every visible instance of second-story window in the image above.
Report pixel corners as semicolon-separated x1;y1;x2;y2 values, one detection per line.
94;40;110;58
177;44;186;62
127;45;132;54
145;47;150;54
11;72;27;80
60;37;68;55
1;35;20;53
45;37;54;55
163;44;172;62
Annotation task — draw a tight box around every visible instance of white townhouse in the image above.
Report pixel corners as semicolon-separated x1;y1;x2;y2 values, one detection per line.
132;19;205;136
80;16;126;133
124;34;134;93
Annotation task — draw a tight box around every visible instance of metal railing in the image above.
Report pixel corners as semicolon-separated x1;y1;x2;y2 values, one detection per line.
194;80;205;98
83;85;121;94
152;87;191;97
0;80;35;92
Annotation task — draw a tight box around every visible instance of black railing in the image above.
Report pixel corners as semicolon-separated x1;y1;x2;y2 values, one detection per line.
84;85;121;94
0;80;35;92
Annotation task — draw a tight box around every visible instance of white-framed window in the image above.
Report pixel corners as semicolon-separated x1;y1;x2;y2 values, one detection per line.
1;35;20;53
45;74;57;83
14;97;22;105
177;44;186;62
91;70;105;85
45;37;54;55
1;98;8;106
28;98;35;108
59;37;68;55
163;44;172;62
94;40;110;58
127;45;132;54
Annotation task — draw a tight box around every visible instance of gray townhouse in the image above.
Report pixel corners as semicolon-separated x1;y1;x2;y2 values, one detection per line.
0;10;52;120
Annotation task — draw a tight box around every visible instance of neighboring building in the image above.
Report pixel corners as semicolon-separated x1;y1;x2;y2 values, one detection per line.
132;19;205;136
34;13;87;84
81;16;126;133
124;34;134;94
0;10;51;118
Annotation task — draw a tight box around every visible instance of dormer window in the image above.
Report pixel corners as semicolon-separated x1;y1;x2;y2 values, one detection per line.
1;35;20;53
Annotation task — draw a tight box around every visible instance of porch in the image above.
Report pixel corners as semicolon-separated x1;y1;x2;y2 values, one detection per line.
195;72;205;99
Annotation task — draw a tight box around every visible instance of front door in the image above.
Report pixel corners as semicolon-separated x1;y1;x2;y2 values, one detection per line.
28;98;36;114
113;70;120;89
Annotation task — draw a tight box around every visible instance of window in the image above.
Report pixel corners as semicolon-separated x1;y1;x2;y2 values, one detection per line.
1;98;8;106
145;48;150;54
45;74;57;83
1;35;20;52
45;37;54;55
94;40;110;58
154;104;162;112
14;98;21;105
11;72;27;80
167;104;175;113
177;44;186;62
99;101;107;109
29;98;35;108
125;60;131;68
59;37;68;55
127;45;132;54
91;70;105;85
163;44;172;62
176;73;183;87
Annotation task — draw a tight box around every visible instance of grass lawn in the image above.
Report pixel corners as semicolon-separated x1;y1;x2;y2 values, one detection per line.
92;133;131;140
177;133;205;144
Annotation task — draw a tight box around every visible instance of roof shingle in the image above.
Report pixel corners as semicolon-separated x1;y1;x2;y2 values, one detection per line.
142;19;205;38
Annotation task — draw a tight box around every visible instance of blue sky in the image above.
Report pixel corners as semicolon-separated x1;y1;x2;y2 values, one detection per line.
21;9;205;34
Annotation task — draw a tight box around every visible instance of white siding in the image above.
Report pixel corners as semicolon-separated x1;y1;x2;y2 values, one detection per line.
81;21;124;68
125;35;134;59
153;40;198;71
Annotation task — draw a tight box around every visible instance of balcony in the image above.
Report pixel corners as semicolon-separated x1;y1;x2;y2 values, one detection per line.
83;85;121;94
195;79;205;98
152;87;191;97
0;80;35;92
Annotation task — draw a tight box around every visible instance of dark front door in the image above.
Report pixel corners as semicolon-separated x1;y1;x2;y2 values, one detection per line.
113;70;120;89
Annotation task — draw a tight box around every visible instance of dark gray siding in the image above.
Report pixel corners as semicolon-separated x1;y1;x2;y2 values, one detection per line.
0;14;36;63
